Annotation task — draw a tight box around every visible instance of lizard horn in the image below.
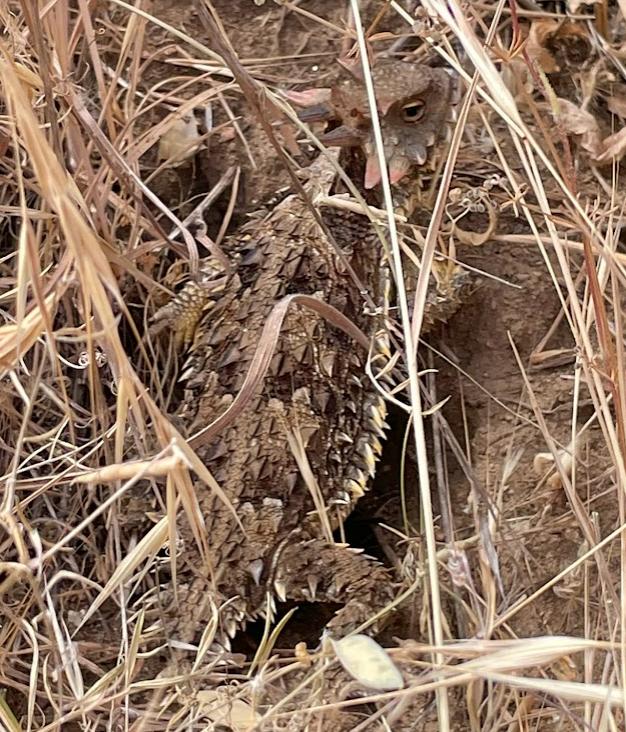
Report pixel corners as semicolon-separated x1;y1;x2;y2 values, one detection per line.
297;104;336;124
319;125;366;147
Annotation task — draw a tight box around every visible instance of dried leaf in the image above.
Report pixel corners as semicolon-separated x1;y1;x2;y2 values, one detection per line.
452;202;498;246
526;20;590;74
500;58;533;101
197;689;260;731
332;634;404;691
158;114;201;165
277;121;301;156
533;449;574;477
607;94;626;119
556;98;597;136
526;20;561;73
555;98;601;156
595;126;626;164
533;443;576;490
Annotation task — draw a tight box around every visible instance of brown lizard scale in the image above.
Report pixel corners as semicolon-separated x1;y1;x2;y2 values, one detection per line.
151;60;459;644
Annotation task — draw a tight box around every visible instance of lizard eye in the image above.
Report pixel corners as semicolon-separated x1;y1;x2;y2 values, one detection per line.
402;100;425;122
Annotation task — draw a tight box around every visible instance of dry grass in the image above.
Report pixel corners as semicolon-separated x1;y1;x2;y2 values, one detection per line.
2;0;626;729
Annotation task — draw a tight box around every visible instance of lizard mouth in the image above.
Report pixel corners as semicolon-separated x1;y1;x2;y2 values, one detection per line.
364;143;433;188
364;154;410;189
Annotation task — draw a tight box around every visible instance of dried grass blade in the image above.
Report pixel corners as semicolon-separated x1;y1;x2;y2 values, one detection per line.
76;517;169;630
0;697;23;732
73;455;186;483
0;48;148;437
481;672;624;707
189;293;369;448
0;291;59;372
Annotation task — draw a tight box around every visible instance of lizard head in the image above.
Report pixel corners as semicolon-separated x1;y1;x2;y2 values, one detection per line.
292;59;454;189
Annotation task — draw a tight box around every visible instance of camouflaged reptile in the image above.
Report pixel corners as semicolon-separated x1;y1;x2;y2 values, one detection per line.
152;59;461;644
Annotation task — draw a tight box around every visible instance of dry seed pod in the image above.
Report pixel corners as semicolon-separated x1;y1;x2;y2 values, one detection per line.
332;634;404;691
158;114;201;165
197;688;261;730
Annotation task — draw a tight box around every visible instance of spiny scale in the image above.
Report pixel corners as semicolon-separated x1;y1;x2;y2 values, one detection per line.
148;59;462;646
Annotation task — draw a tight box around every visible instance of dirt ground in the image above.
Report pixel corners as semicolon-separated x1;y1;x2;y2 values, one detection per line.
2;0;625;729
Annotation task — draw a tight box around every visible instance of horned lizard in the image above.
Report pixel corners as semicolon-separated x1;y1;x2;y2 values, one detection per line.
153;59;459;644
